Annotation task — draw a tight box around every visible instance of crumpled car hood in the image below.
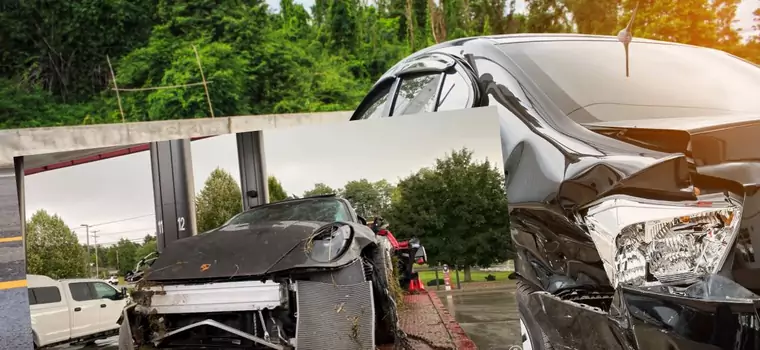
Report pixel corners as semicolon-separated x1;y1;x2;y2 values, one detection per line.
571;114;760;205
145;220;346;282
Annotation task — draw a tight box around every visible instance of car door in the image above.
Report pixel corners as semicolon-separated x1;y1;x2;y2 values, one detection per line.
66;282;102;338
28;286;70;345
91;281;126;331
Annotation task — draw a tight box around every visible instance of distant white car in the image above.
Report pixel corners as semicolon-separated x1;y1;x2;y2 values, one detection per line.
28;274;128;348
106;276;118;285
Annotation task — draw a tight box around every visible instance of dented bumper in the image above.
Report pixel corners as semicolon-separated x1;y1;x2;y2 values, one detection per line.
526;278;760;350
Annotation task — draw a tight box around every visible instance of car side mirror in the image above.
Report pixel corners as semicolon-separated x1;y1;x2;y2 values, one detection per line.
357;216;367;225
120;287;128;299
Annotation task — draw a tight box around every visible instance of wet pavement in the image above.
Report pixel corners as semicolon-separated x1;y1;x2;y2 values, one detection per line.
438;284;521;350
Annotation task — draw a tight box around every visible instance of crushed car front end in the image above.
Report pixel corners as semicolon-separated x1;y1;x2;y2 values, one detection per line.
515;174;760;349
119;219;402;350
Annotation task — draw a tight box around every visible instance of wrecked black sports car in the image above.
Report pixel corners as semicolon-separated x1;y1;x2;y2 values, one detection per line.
118;194;404;349
349;33;760;349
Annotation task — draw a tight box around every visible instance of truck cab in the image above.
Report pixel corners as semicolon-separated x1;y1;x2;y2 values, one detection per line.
28;274;128;348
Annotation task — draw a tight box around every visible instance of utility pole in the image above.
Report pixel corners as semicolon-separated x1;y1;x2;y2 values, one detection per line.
116;249;120;273
92;230;100;279
80;224;91;277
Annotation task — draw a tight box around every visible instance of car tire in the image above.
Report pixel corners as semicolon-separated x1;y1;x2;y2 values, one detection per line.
371;240;400;344
515;279;554;350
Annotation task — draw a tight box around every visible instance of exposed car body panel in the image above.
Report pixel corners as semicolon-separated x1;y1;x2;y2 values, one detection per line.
351;34;760;349
143;280;283;314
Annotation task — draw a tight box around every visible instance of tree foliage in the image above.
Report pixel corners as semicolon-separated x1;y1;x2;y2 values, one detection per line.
104;239;140;276
385;148;512;280
1;0;756;129
26;210;87;279
303;183;338;197
268;176;288;202
195;168;243;233
341;179;394;218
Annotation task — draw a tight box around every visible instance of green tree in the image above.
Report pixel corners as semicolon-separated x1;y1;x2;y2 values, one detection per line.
303;183;338;197
619;0;721;47
386;148;511;281
195;168;243;233
341;179;388;218
111;239;139;275
268;176;288;202
25;210;86;279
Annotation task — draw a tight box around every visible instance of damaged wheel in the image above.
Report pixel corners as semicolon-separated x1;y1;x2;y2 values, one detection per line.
515;279;554;350
371;242;400;345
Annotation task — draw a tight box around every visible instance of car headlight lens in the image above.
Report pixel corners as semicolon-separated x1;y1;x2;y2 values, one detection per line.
307;223;353;263
584;194;742;288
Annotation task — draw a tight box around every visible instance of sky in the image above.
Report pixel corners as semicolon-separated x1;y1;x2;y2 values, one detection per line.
24;113;503;246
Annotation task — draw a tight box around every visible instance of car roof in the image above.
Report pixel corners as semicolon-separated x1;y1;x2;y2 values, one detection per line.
27;274;59;287
485;33;672;45
59;278;107;283
368;33;707;95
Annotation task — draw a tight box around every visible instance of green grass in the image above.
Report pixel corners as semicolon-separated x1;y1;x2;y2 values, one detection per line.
417;270;511;285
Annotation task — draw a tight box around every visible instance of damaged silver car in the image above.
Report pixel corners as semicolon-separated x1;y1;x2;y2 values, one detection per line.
349;31;760;349
118;194;403;350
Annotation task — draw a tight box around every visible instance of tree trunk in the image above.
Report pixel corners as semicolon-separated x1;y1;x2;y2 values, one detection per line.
463;265;472;282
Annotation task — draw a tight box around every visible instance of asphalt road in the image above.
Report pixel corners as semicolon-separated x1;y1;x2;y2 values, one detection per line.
438;285;522;350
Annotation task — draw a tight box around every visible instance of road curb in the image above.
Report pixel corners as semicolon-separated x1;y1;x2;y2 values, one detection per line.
427;291;478;350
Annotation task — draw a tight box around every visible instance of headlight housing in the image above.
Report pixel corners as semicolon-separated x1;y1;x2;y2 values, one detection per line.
583;193;742;288
307;222;353;263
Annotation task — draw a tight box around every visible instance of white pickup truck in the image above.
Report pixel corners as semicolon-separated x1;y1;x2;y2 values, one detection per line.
28;274;128;348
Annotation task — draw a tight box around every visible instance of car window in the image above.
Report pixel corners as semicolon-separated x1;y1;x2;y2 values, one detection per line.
391;74;442;116
225;199;352;226
436;71;474;112
29;287;62;305
354;83;392;120
69;282;95;301
92;282;119;300
499;40;760;123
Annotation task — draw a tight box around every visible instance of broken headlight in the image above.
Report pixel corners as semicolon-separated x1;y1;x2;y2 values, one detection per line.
584;194;742;288
307;223;353;263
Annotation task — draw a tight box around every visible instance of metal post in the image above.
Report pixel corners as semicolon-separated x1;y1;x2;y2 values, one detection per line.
434;267;440;290
236;131;269;210
150;139;197;252
81;224;91;277
92;230;100;278
0;157;33;348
